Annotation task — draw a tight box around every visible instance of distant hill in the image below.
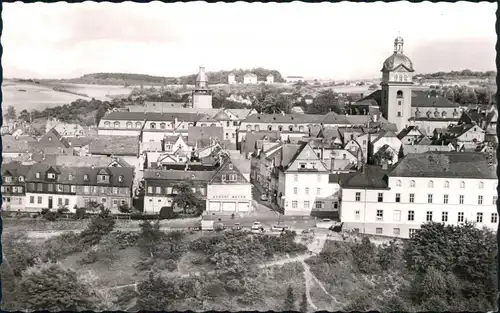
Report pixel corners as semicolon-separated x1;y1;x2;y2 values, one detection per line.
417;69;496;80
51;68;285;86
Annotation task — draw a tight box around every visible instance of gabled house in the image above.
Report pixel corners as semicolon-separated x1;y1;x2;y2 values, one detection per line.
163;134;190;157
76;167;134;213
397;126;427;145
370;130;402;165
34;128;75;156
206;158;252;215
274;142;336;216
1;163;31;211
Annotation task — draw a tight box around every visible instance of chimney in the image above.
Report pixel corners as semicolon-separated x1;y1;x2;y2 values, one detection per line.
381;160;388;170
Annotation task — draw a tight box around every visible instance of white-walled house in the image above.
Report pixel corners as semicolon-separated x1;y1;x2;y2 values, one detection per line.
340;152;498;239
243;73;258;84
206;159;253;215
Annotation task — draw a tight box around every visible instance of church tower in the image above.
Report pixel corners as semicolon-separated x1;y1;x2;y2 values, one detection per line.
192;66;213;109
380;37;414;132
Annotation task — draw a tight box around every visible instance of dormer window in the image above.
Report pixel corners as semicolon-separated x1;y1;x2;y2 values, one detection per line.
84;174;89;181
114;121;120;128
160;123;166;129
136;122;142;128
267;125;272;131
47;173;56;179
278;125;283;131
18;176;24;182
36;172;41;179
118;175;124;182
288;126;293;132
101;175;107;181
48;137;52;142
4;176;12;183
150;123;156;129
126;122;133;128
104;121;111;128
229;164;233;170
68;174;73;181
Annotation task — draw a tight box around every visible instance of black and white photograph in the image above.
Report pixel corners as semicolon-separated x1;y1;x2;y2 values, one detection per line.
0;1;498;312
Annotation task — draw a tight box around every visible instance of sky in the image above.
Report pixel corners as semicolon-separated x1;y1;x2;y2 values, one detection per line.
2;1;497;80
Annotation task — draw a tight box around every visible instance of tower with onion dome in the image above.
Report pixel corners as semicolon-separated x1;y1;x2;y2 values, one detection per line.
192;66;213;109
380;36;414;132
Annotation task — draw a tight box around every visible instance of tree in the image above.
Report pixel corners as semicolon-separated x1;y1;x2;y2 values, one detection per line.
118;203;131;213
5;105;16;121
17;263;98;311
404;222;497;308
351;237;380;274
138;220;164;257
299;292;308;312
79;207;116;247
171;182;204;215
137;272;171;310
18;109;30;123
284;286;296;311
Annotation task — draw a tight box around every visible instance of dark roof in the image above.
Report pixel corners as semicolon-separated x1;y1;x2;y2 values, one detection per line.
143;170;214;182
188;126;224;146
411;90;460;108
446;124;477;137
25;163;134;186
397;126;426;140
2;162;31;178
2;135;37;153
102;111;206;122
389;152;496;179
89;136;139;156
66;137;94;147
241;131;281;154
340;165;390;189
243;113;325;124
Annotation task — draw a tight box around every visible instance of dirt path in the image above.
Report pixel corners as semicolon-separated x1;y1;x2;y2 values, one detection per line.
301;261;318;311
302;261;340;306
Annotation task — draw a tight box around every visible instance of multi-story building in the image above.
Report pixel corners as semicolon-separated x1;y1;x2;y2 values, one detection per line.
243;73;258;84
97;112;145;136
76;167;134;213
1;163;31;211
25;164;79;212
206;159;253;215
273;142;338;215
340;152;498;238
143;170;213;214
266;74;274;84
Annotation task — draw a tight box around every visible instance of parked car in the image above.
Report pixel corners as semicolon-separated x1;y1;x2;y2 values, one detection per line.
315;218;336;229
271;224;290;232
301;228;314;234
251;221;264;232
260;194;268;201
232;223;242;231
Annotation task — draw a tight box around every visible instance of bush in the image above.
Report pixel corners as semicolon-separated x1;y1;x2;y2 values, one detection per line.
43;212;57;221
79;208;116;247
114;231;140;249
75;207;87;219
80;234;120;265
3;233;41;277
41;232;82;262
159;206;177;219
351;237;380;274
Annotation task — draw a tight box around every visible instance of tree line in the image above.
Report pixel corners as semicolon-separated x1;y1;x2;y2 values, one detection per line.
417;69;496;80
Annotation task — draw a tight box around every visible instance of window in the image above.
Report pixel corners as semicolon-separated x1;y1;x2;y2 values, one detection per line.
355;210;360;220
71;185;76;193
84;186;90;194
65;198;69;205
47;184;53;192
459;195;464;204
396;90;403;98
150;123;156;129
160;123;166;129
478;195;483;205
442;211;448;222
156;187;162;194
428;194;433;204
37;196;42;204
409;180;415;187
58;198;62;206
136;122;142;128
397;111;401;117
118;175;124;182
36;172;40;179
479;181;484;189
409;229;417;237
458;212;464;223
84;174;89;181
409;193;415;203
443;194;449;204
377;193;383;202
491;213;498;223
317;175;321;182
293;187;298;195
316;188;321;195
444;181;450;188
396;180;401;187
393;228;401;236
267;125;272;131
304;201;310;209
30;196;34;204
58;185;63;192
395;193;401;203
494;196;498;205
294;175;298;182
460;181;465;188
114;121;120;128
477;212;484;223
315;201;323;209
147;186;153;193
426;211;433;222
292;201;298;208
37;183;43;192
428;180;434;188
355;192;361;202
302;187;309;195
393;210;401;221
376;210;383;221
376;228;383;234
408;210;415;221
288;126;293;132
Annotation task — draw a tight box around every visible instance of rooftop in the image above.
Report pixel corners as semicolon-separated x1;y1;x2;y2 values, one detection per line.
89;136;139;156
